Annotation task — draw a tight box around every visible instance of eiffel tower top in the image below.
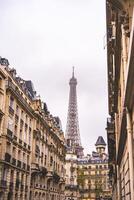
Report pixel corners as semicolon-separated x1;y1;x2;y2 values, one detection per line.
66;67;84;158
69;66;77;85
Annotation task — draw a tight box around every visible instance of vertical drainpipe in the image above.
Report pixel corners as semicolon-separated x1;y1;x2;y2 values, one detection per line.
121;24;128;88
116;165;120;200
126;108;134;200
115;113;120;200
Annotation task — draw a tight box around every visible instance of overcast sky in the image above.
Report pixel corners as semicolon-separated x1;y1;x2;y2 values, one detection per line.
0;0;107;154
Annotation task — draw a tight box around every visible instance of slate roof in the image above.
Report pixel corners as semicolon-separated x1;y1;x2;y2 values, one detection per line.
95;136;106;146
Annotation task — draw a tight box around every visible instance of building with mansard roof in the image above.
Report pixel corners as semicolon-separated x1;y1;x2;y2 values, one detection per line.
77;136;111;200
0;57;66;200
106;0;134;199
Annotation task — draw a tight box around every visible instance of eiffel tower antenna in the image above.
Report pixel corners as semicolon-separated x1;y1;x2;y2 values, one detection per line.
65;67;84;158
72;66;74;77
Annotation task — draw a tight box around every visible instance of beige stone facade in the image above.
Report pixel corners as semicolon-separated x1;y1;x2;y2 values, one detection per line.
65;152;80;200
77;137;111;200
0;60;66;200
106;1;134;199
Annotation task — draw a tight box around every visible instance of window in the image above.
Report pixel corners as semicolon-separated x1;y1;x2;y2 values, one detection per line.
45;155;47;166
21;110;24;119
13;147;16;158
29;118;32;127
14;125;17;136
9;96;14;108
41;152;43;163
25;115;28;123
23;153;25;163
20;129;22;139
6;142;11;153
10;170;14;181
2;168;8;180
21;173;24;183
24;130;27;142
50;156;53;167
8;117;13;131
27;155;29;165
28;130;31;145
16;105;19;116
18;150;21;160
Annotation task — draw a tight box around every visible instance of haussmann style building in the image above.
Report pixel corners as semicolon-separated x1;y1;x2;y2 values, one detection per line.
77;136;111;200
106;0;134;199
0;57;66;200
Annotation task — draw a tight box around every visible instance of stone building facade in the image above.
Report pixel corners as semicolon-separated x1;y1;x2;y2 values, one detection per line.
77;137;111;200
106;1;134;199
0;58;66;200
65;152;80;200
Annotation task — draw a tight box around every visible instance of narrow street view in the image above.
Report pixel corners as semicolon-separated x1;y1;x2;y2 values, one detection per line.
0;0;134;200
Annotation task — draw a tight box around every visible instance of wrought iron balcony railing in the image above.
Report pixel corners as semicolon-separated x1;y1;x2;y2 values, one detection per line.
65;184;78;190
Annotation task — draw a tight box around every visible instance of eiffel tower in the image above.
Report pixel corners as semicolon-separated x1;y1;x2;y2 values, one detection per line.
65;67;84;158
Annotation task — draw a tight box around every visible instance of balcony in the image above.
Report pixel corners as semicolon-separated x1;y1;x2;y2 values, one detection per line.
39;167;48;176
9;106;14;115
65;184;78;191
12;158;16;166
0;180;7;188
17;160;21;168
5;152;11;163
79;188;89;193
53;172;60;183
7;129;13;140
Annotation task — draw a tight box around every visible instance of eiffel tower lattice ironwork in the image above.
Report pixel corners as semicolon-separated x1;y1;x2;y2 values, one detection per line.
65;67;84;158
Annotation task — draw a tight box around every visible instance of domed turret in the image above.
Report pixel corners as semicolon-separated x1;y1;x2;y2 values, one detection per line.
95;136;106;154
